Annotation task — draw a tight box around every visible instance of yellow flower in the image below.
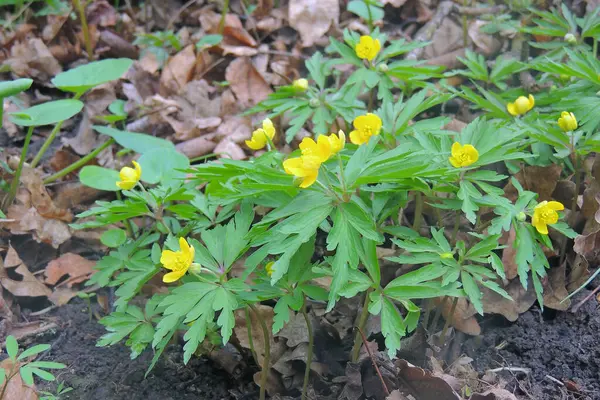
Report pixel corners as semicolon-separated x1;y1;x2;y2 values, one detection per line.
116;161;142;190
532;201;564;235
507;94;535;116
293;79;308;91
328;130;346;154
283;155;321;188
245;118;276;150
449;142;479;168
160;237;195;283
265;261;274;277
558;111;577;132
300;135;332;163
349;113;382;145
355;35;381;61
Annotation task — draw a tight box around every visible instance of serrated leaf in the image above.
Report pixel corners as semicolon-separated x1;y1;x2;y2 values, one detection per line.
461;271;483;315
381;297;404;358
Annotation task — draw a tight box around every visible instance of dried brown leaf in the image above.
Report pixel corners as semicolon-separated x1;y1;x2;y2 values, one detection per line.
0;359;38;400
1;246;52;298
288;0;340;47
86;0;118;27
505;164;562;203
386;390;409;400
543;264;570;311
234;305;274;365
567;254;589;292
481;279;536;321
175;136;217;158
434;297;481;335
20;167;73;221
500;228;518;280
7;38;62;81
225;57;272;107
44;253;95;287
62;109;97;155
160;45;197;95
395;359;461;399
214;139;246;160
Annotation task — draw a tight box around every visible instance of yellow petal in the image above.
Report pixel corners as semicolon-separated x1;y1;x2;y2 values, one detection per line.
283;157;305;176
300;170;319;188
132;161;142;180
160;250;178;270
535;201;548;210
119;166;137;182
116;180;136;190
507;102;518;116
262;119;276;139
163;270;186;283
463;144;479;163
448;156;461;168
451;142;462;157
547;201;564;211
527;94;535;110
372;39;381;58
349;130;366;145
534;221;548;235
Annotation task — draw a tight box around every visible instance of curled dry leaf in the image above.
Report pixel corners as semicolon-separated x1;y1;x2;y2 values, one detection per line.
567;254;590;292
86;0;119;27
44;253;96;287
1;246;52;298
288;0;340;47
160;45;197;95
434;296;481;335
471;388;518;400
481;278;536;322
505;164;562;203
7;38;62;81
62;108;97;156
395;359;461;399
225;57;272;107
340;363;363;400
0;359;38;400
19;167;73;222
543;264;571;311
175;136;217;158
233;305;274;365
199;10;257;48
214;139;246;160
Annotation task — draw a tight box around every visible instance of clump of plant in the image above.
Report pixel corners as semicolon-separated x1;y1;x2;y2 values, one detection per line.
71;21;584;400
0;336;66;399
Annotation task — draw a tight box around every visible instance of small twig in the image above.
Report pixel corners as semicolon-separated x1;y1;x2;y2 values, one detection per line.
166;0;199;30
570;284;600;313
357;327;390;396
545;375;565;386
487;367;531;374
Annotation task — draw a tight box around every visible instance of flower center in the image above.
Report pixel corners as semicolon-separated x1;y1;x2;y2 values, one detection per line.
540;209;555;222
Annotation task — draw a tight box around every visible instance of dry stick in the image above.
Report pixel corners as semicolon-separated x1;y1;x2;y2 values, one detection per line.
570;284;600;313
300;299;314;400
438;296;458;348
357;327;390;397
351;288;372;362
73;0;93;61
248;303;270;400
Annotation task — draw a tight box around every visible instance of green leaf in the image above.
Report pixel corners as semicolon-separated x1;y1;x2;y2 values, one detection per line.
17;344;50;361
347;0;384;21
0;368;5;386
0;78;33;98
94;126;175;153
9;99;83;126
108;99;127;116
29;367;57;381
386;264;445;287
458;180;480;224
550;222;578;238
196;34;223;48
79;165;121;191
138;148;190;184
20;366;34;386
381;297;404;358
461;271;483;315
341;201;383;242
52;58;134;95
5;335;18;360
101;229;127;248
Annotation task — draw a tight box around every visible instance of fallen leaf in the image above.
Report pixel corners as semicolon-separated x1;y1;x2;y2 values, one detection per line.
19;167;73;221
500;228;518;280
253;369;285;396
434;297;481;335
160;45;197;95
175;136;217;158
1;246;52;298
471;388;518;400
62;109;97;156
567;254;590;292
288;0;340;47
44;253;96;287
395;359;461;399
86;0;119;27
543;264;571;310
340;363;363;400
99;30;139;59
53;182;103;209
225;57;272;107
234;305;274;365
199;10;257;48
481;279;536;322
48;287;79;306
505;164;562;203
551;180;576;210
386;390;409;400
0;359;38;400
468;20;502;55
50;149;81;177
7;38;62;81
276;313;311;347
214;139;246;160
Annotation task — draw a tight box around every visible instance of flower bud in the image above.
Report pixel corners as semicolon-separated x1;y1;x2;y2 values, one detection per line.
516;212;527;222
564;33;577;44
293;78;308;91
309;98;320;108
378;63;389;73
440;252;454;259
189;263;202;274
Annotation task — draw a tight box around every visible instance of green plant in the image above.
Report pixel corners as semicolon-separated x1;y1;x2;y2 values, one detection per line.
133;31;182;69
38;381;73;400
77;292;97;322
0;336;66;399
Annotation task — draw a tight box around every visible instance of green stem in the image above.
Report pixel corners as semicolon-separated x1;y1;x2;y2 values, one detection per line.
6;126;34;206
412;191;423;232
73;0;93;60
300;298;314;400
365;0;374;32
248;304;270;400
116;191;135;239
218;0;230;34
31;121;62;168
336;154;348;200
351;288;372;362
44;138;115;184
0;364;17;400
451;211;460;244
594;38;598;58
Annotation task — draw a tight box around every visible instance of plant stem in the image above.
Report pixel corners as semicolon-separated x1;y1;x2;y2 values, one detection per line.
429;296;447;332
300;298;314;400
31;121;62;168
336;154;348;200
358;327;390;396
44;138;115;184
6;126;34;207
365;0;374;32
462;0;469;48
0;363;16;399
368;89;374;113
412;191;423;232
438;297;458;347
451;211;460;244
248;304;270;400
351;288;372;362
73;0;93;61
594;38;598;58
218;0;230;34
560;152;581;264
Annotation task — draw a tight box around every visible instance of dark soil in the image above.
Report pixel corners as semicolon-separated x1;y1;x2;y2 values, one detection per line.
32;300;257;400
466;290;600;400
